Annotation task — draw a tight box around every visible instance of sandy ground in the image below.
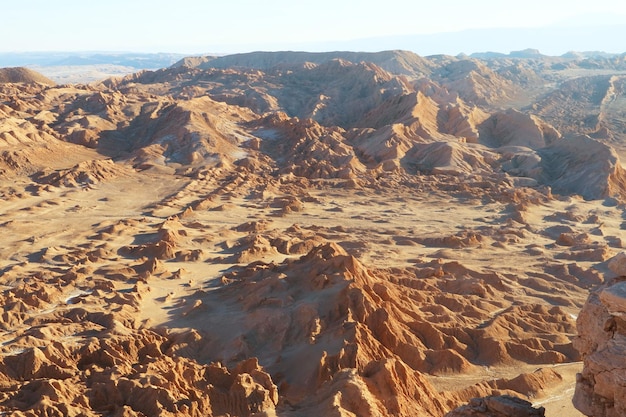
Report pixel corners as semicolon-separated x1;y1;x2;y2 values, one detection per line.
1;164;618;415
428;362;584;416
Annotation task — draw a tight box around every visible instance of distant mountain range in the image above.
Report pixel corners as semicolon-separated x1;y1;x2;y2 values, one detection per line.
2;22;626;70
0;52;187;69
1;45;625;75
2;22;625;84
264;24;626;57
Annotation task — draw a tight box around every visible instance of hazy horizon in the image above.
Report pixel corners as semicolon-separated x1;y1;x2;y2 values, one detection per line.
2;0;625;57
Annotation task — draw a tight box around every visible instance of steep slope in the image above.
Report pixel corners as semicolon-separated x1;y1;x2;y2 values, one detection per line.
358;91;440;132
0;83;106;177
277;59;412;128
192;242;451;416
0;67;55;85
433;59;522;107
403;141;499;175
114;59;412;129
574;252;626;417
532;74;626;157
251;112;366;179
538;135;626;200
102;96;258;166
479;109;561;149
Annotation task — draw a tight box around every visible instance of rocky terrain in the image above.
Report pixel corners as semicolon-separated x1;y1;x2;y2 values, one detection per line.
1;49;626;416
573;252;626;417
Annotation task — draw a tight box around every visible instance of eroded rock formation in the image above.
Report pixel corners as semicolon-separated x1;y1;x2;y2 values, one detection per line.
574;251;626;417
2;50;626;416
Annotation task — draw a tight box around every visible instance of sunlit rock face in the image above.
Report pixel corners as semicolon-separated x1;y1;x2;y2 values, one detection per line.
574;252;626;417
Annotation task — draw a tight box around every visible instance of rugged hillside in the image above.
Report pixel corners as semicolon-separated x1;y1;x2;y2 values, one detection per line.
574;252;626;417
2;51;626;416
174;50;434;78
0;67;55;85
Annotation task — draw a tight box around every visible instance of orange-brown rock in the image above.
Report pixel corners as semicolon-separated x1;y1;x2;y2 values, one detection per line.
574;256;626;416
4;50;626;417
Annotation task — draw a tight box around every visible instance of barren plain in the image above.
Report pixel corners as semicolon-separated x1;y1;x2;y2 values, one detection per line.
2;50;626;416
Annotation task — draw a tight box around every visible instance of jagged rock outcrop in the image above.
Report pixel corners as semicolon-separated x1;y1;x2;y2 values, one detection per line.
574;251;626;417
253;112;366;179
212;242;451;416
0;333;278;417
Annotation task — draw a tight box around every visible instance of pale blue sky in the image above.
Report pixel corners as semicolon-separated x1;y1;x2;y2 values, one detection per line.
2;0;625;54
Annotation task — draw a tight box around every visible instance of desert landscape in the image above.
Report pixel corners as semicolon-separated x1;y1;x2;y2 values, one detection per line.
1;49;626;416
